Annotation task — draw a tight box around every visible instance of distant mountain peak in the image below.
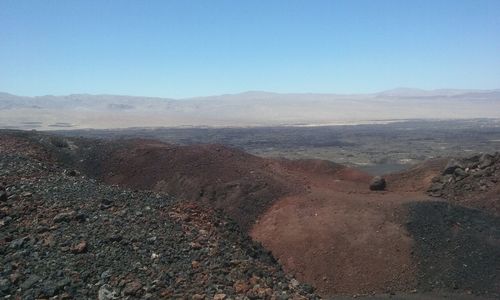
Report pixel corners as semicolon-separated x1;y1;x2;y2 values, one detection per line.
377;87;493;98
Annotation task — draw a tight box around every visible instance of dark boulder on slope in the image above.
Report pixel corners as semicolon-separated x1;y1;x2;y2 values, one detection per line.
0;184;7;202
369;176;387;191
443;159;464;175
0;190;7;202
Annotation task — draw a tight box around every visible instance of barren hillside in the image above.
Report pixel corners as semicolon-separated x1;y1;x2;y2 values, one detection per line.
1;130;499;299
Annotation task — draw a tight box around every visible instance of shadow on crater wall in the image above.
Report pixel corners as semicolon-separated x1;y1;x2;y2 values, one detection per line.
404;201;500;297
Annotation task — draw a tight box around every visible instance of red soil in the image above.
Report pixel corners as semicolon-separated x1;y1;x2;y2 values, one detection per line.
385;158;448;192
0;133;53;162
83;139;450;297
250;172;436;295
95;140;303;230
251;157;447;295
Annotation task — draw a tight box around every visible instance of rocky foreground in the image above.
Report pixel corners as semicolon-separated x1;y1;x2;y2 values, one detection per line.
0;132;317;299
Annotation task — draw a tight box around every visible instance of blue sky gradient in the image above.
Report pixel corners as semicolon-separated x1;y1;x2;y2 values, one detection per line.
1;0;499;98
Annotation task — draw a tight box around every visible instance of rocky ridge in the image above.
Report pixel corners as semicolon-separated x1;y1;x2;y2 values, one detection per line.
427;152;500;214
0;131;318;299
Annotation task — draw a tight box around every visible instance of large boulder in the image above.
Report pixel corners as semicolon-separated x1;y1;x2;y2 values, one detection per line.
443;159;464;175
0;184;6;202
369;176;386;191
478;153;495;169
0;191;6;202
428;182;445;197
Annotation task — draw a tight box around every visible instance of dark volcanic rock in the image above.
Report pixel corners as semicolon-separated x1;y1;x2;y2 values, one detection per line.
0;191;7;202
443;159;464;175
70;240;88;253
428;181;444;195
66;169;78;176
53;211;76;223
0;279;11;294
453;167;467;179
20;274;42;290
122;280;142;296
405;201;500;296
478;153;495;169
0;184;7;202
369;176;386;191
427;152;500;214
0;130;318;299
98;284;117;300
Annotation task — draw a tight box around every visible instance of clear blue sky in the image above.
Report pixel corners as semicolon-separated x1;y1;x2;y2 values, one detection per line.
1;0;499;98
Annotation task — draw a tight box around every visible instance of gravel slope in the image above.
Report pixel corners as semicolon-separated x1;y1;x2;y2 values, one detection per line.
0;131;318;299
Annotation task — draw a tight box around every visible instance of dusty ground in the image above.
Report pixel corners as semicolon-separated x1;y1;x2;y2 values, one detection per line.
252;158;500;298
250;167;433;295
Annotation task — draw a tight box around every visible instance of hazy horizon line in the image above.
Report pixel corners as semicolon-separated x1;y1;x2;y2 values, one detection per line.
2;86;500;100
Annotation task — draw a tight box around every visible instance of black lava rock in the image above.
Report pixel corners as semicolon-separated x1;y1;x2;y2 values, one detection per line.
369;176;386;191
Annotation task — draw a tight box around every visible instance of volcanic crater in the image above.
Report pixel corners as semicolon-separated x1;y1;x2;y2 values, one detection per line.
1;130;499;299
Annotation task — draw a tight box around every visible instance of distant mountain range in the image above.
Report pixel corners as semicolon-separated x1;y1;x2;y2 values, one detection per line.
1;89;500;129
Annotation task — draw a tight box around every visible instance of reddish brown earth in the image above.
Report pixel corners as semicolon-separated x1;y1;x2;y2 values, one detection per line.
71;139;435;295
77;139;373;232
0;133;53;161
39;136;499;298
84;139;304;231
385;159;448;192
250;163;443;295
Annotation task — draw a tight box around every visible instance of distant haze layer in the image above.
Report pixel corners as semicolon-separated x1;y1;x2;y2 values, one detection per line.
1;88;500;130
